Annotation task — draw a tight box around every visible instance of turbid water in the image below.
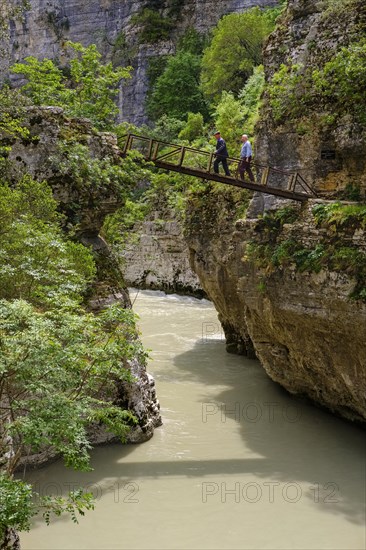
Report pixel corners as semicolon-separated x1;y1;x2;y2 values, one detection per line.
21;290;365;550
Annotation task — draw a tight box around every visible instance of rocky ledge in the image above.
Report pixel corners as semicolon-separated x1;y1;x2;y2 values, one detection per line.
185;191;366;424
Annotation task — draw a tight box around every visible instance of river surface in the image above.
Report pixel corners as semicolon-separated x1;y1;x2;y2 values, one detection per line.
21;290;365;550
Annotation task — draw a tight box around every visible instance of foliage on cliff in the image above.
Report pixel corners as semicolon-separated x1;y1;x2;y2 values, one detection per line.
131;8;175;44
131;0;186;44
264;0;366;135
0;1;29;43
0;86;31;173
0;175;148;539
267;38;366;126
244;204;366;301
10;41;131;130
200;7;277;101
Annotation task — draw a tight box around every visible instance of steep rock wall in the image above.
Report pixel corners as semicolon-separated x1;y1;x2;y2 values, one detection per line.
185;193;366;423
4;0;278;124
253;0;366;215
183;0;366;423
121;212;204;297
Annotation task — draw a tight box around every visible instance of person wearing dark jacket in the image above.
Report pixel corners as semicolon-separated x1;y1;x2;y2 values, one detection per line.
213;131;231;176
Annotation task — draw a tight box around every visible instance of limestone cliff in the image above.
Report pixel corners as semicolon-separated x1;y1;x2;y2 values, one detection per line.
253;0;366;215
185;192;366;423
184;0;366;424
2;106;162;443
3;0;278;125
121;211;203;297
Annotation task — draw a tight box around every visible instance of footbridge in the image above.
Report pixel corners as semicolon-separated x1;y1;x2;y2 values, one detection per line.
119;134;316;202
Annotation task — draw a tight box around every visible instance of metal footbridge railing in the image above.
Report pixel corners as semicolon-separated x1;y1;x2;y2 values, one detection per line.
119;134;316;202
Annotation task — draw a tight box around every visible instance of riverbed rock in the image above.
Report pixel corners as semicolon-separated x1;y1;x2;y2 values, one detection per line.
0;529;20;550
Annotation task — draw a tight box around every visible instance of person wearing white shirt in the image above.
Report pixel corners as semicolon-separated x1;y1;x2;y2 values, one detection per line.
239;134;255;182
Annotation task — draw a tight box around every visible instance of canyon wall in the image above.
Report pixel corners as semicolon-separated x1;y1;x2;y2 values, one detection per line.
185;191;366;423
4;0;278;125
252;0;366;215
121;212;203;297
184;0;366;423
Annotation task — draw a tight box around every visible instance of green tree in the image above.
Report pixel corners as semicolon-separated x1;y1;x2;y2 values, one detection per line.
151;114;185;142
212;67;265;154
238;64;265;135
10;57;66;106
0;298;140;542
147;50;210;121
0;176;95;307
201;8;275;101
213;91;245;152
178;112;205;143
10;42;131;130
0;177;145;542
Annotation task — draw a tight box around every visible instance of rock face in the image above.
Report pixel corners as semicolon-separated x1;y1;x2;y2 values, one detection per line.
253;0;366;216
0;529;20;550
3;106;162;443
185;193;366;424
4;0;278;125
121;212;204;297
183;0;366;424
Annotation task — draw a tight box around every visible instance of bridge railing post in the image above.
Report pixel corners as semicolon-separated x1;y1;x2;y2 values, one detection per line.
152;141;159;161
146;139;154;160
261;167;269;186
288;173;296;192
207;153;214;173
178;147;186;167
122;133;133;155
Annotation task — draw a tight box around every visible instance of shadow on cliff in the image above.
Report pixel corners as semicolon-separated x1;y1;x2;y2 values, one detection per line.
167;339;366;527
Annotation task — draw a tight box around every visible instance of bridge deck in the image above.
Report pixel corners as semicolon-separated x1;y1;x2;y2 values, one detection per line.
120;134;316;202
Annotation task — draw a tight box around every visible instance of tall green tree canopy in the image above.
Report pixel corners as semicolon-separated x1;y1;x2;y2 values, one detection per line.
147;50;210;121
212;65;265;152
10;41;131;130
200;7;276;101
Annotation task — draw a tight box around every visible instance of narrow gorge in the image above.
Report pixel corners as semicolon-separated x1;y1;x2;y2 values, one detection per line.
120;0;366;424
1;0;365;548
